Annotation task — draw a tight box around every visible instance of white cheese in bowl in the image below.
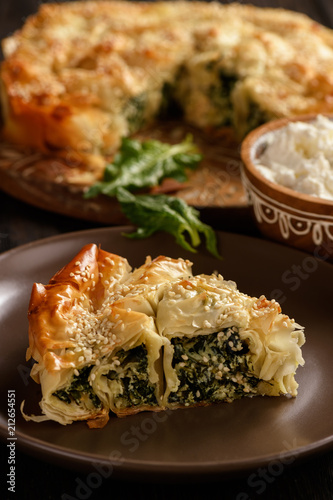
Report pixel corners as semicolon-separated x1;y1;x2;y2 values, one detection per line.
253;114;333;200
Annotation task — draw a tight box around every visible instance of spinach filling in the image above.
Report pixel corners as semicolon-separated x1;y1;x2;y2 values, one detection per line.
244;100;272;136
53;365;101;409
206;68;238;126
105;344;158;409
168;328;259;405
124;93;149;133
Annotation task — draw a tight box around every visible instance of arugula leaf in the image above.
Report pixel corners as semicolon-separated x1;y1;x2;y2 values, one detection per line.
84;134;202;198
115;187;221;258
84;135;221;258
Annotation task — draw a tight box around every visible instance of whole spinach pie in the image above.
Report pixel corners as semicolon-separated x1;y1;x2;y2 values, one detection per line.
2;1;333;180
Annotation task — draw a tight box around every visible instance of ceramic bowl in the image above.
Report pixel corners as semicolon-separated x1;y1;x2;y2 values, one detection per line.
240;114;333;261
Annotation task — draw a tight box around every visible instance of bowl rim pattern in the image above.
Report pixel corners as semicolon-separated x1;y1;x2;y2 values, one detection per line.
241;170;333;245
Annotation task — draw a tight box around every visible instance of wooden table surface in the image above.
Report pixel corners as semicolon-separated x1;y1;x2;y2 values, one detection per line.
0;1;332;499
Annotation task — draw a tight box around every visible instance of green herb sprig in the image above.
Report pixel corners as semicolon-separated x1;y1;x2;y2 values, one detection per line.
84;135;201;198
116;187;221;258
84;135;222;258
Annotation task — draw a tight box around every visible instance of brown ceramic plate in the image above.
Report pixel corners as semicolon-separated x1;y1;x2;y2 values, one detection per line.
0;227;332;480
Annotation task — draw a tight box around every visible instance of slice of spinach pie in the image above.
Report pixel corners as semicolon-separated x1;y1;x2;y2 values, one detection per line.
22;244;305;427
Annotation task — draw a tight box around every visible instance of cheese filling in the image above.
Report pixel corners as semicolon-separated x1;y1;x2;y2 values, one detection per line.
253;114;333;200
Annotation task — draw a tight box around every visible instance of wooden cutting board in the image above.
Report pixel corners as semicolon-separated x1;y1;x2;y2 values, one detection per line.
0;121;248;224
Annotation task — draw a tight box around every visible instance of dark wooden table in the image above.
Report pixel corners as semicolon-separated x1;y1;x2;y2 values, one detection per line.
1;1;333;499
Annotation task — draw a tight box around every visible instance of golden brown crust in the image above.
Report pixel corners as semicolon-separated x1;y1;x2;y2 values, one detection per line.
25;243;195;425
112;404;165;418
86;410;110;428
27;243;192;374
27;243;131;371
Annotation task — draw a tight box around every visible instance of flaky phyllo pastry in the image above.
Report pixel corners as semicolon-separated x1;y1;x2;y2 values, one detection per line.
23;244;305;427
